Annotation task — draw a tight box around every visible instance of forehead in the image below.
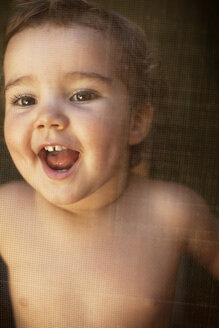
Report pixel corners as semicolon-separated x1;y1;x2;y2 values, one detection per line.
4;24;120;83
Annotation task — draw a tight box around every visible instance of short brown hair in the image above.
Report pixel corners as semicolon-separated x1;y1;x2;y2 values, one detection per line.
4;0;156;167
5;0;155;109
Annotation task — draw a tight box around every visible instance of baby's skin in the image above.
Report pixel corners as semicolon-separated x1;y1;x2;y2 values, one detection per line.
0;176;218;328
1;24;218;328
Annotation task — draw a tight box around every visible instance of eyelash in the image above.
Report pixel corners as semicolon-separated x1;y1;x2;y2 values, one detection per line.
10;94;36;107
9;89;100;107
70;89;100;103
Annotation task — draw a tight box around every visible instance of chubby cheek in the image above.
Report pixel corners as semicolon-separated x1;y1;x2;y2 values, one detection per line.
80;113;130;170
4;115;32;163
4;117;19;153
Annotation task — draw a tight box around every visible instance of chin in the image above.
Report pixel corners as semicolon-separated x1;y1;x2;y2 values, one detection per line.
39;184;92;208
43;192;79;207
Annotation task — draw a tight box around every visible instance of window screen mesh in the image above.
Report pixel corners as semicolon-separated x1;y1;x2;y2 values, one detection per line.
0;1;218;327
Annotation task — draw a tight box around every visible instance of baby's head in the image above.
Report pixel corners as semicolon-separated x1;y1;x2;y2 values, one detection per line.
3;0;153;210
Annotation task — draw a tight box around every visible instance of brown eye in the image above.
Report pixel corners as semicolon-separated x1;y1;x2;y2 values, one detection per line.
70;90;99;102
15;96;36;106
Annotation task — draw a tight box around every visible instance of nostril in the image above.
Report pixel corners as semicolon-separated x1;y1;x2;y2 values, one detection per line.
37;123;64;130
35;115;69;130
37;124;45;129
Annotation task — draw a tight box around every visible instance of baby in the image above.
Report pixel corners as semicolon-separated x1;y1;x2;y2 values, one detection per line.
0;0;218;327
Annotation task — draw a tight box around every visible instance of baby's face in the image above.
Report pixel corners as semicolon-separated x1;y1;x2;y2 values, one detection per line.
3;25;135;211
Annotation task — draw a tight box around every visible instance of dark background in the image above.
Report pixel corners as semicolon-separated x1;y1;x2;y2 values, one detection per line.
0;0;218;327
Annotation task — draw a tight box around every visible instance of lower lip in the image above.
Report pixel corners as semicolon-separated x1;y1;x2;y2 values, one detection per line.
39;154;81;180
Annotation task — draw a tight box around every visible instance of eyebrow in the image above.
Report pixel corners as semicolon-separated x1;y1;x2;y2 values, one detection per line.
64;71;113;85
4;76;34;94
4;71;112;94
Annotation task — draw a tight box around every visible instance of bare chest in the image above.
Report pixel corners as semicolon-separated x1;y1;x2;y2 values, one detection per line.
6;225;181;328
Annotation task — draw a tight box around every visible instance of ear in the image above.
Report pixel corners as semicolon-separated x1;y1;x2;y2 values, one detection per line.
128;103;153;145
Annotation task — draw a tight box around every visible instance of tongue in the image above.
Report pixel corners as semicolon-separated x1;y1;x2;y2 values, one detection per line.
47;149;79;170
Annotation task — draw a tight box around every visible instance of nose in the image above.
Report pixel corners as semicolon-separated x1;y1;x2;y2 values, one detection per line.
35;107;69;131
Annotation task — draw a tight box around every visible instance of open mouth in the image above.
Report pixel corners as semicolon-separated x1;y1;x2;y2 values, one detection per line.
38;145;80;179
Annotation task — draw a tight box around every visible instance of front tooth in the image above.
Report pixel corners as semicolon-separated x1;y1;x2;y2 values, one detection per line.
55;145;63;151
47;146;55;152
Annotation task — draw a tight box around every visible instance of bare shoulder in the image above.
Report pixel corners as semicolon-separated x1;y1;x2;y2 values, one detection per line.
128;175;214;236
0;180;35;223
0;181;35;254
0;180;34;204
128;176;219;277
150;178;208;211
129;174;208;211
